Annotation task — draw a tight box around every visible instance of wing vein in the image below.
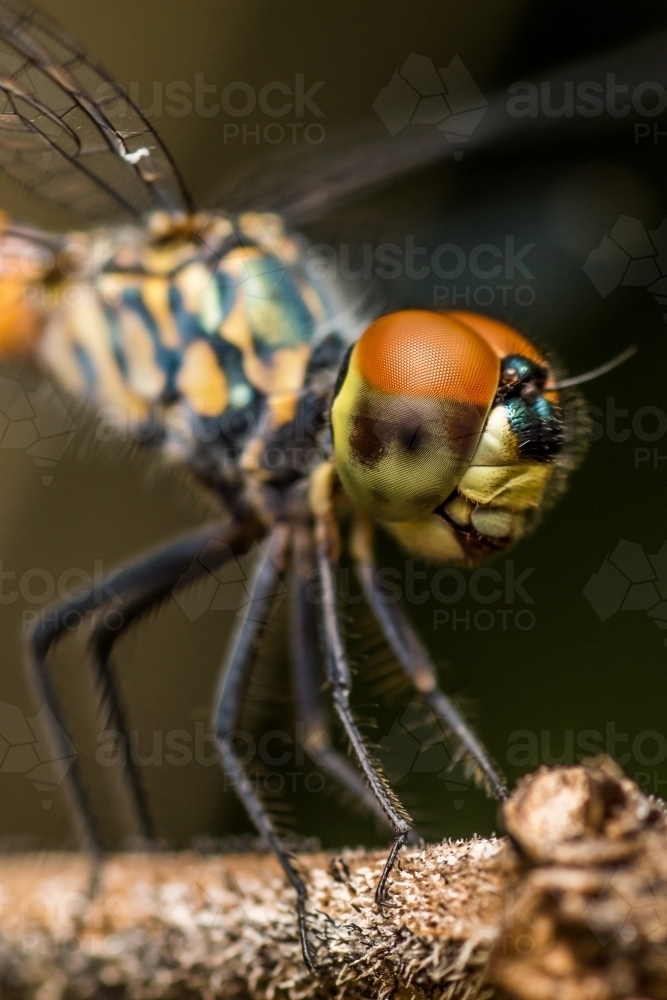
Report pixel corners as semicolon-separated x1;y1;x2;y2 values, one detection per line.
0;0;194;221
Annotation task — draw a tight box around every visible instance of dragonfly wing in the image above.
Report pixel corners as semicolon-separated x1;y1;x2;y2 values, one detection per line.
217;28;667;224
0;0;193;221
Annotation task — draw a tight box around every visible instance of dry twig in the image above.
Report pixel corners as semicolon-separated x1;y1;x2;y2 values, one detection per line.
0;758;666;1000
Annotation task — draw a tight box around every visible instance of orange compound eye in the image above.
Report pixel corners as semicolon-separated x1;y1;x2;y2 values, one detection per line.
354;309;500;408
331;310;503;523
446;310;554;384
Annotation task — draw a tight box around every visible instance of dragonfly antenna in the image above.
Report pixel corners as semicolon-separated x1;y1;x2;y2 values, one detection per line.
551;345;637;389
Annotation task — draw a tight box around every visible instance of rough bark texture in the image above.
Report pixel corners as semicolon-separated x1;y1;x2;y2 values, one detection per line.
0;758;666;1000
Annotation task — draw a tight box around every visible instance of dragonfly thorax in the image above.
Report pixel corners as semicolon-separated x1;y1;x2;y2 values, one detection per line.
27;212;347;502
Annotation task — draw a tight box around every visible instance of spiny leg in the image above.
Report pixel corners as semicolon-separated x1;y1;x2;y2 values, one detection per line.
89;589;157;843
26;517;260;855
289;521;394;835
212;523;317;969
88;520;260;843
351;516;507;799
351;514;508;801
310;463;411;911
89;582;173;844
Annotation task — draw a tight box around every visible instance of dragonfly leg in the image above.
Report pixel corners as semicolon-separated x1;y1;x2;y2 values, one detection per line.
26;517;260;855
290;521;394;835
212;523;318;971
89;586;159;843
310;464;412;912
351;515;508;801
88;519;260;843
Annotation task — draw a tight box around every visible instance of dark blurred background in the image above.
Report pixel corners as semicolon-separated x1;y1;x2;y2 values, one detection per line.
1;0;667;851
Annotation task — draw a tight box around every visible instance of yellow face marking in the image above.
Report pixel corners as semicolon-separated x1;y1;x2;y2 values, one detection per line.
458;462;552;509
387;516;466;564
467;405;520;467
470;507;516;538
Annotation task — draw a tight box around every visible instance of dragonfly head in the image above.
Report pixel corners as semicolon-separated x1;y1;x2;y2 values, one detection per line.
330;309;569;565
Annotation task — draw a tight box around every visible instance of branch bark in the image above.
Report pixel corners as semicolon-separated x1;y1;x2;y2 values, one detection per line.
0;758;666;1000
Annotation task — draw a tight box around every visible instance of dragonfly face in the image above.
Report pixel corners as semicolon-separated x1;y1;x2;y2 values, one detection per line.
331;309;568;565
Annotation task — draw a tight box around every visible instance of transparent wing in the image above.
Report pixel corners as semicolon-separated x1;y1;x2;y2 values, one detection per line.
0;0;193;221
217;27;667;224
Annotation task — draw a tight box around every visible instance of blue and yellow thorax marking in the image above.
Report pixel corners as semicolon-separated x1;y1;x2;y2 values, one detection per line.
36;212;340;476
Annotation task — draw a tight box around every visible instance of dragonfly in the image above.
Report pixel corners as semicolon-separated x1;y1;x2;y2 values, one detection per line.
0;0;645;970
